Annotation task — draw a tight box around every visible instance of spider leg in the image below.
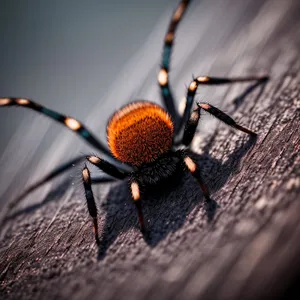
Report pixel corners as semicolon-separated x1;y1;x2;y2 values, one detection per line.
181;105;201;146
158;0;190;130
180;96;257;147
83;156;128;244
0;97;126;164
183;156;211;203
91;176;116;184
82;165;101;245
8;154;125;211
130;181;146;233
86;155;128;179
197;102;257;135
177;75;268;137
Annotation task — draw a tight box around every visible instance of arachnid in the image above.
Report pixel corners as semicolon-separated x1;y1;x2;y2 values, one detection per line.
0;0;268;243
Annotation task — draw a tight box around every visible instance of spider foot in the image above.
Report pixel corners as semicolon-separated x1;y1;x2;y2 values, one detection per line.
205;198;218;222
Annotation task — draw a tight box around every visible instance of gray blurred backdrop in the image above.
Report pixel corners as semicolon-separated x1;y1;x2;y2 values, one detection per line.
0;0;173;154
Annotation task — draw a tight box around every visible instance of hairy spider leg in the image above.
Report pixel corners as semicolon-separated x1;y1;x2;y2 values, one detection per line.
183;155;211;202
82;166;101;245
83;155;128;244
86;155;128;179
91;177;116;184
158;0;190;131
130;181;146;233
181;105;201;146
177;75;269;139
0;97;116;159
197;102;257;135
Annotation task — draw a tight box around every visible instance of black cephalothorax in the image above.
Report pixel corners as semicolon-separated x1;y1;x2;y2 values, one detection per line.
132;150;185;188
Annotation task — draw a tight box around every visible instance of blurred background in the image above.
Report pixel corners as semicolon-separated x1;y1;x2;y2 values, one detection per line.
0;0;173;154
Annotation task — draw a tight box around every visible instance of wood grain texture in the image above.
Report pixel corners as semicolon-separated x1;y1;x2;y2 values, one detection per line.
1;0;300;299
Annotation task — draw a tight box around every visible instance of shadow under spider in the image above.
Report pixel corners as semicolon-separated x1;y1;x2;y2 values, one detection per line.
97;134;257;259
97;78;265;258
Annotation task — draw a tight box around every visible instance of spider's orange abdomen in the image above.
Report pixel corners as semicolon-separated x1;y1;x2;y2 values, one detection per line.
107;101;174;166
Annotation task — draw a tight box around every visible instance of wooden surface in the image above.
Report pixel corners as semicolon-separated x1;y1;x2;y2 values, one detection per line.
1;0;300;299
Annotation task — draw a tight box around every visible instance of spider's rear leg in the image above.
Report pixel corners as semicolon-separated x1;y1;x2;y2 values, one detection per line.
83;155;128;244
130;181;146;234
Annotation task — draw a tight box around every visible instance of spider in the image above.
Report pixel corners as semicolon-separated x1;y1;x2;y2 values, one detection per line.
0;0;267;244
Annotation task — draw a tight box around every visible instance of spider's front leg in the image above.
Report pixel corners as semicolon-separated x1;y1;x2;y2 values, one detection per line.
82;166;100;244
0;97;113;156
0;97;132;215
82;155;128;244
